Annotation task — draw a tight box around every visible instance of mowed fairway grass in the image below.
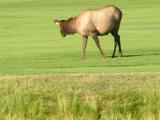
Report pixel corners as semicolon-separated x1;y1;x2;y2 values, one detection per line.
0;0;160;120
0;0;160;74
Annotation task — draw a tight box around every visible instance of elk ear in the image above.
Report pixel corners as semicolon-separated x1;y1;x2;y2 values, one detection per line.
53;19;60;25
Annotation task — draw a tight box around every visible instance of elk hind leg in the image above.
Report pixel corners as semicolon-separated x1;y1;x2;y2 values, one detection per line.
114;33;122;57
111;28;122;57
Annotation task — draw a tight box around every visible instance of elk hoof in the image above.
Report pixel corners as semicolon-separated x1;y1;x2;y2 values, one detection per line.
81;57;86;60
112;55;115;58
102;55;106;59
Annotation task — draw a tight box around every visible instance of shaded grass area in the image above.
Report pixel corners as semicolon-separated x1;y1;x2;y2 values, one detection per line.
0;73;160;119
0;0;160;75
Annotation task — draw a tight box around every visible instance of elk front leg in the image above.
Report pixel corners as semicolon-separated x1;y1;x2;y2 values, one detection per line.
82;36;88;59
92;35;106;58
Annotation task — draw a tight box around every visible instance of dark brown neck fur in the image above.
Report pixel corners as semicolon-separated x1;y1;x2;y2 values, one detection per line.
61;17;77;35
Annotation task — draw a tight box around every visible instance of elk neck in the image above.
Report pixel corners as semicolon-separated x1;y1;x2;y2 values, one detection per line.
62;18;77;35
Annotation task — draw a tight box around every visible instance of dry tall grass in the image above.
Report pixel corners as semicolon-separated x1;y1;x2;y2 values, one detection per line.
0;73;160;120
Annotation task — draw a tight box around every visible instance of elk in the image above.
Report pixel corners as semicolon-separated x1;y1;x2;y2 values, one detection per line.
54;5;123;59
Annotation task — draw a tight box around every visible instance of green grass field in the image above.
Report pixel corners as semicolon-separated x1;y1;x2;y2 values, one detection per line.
0;0;160;75
0;0;160;119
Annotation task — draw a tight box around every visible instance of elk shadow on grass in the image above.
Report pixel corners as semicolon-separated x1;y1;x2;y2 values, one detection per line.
120;54;142;58
122;52;160;58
